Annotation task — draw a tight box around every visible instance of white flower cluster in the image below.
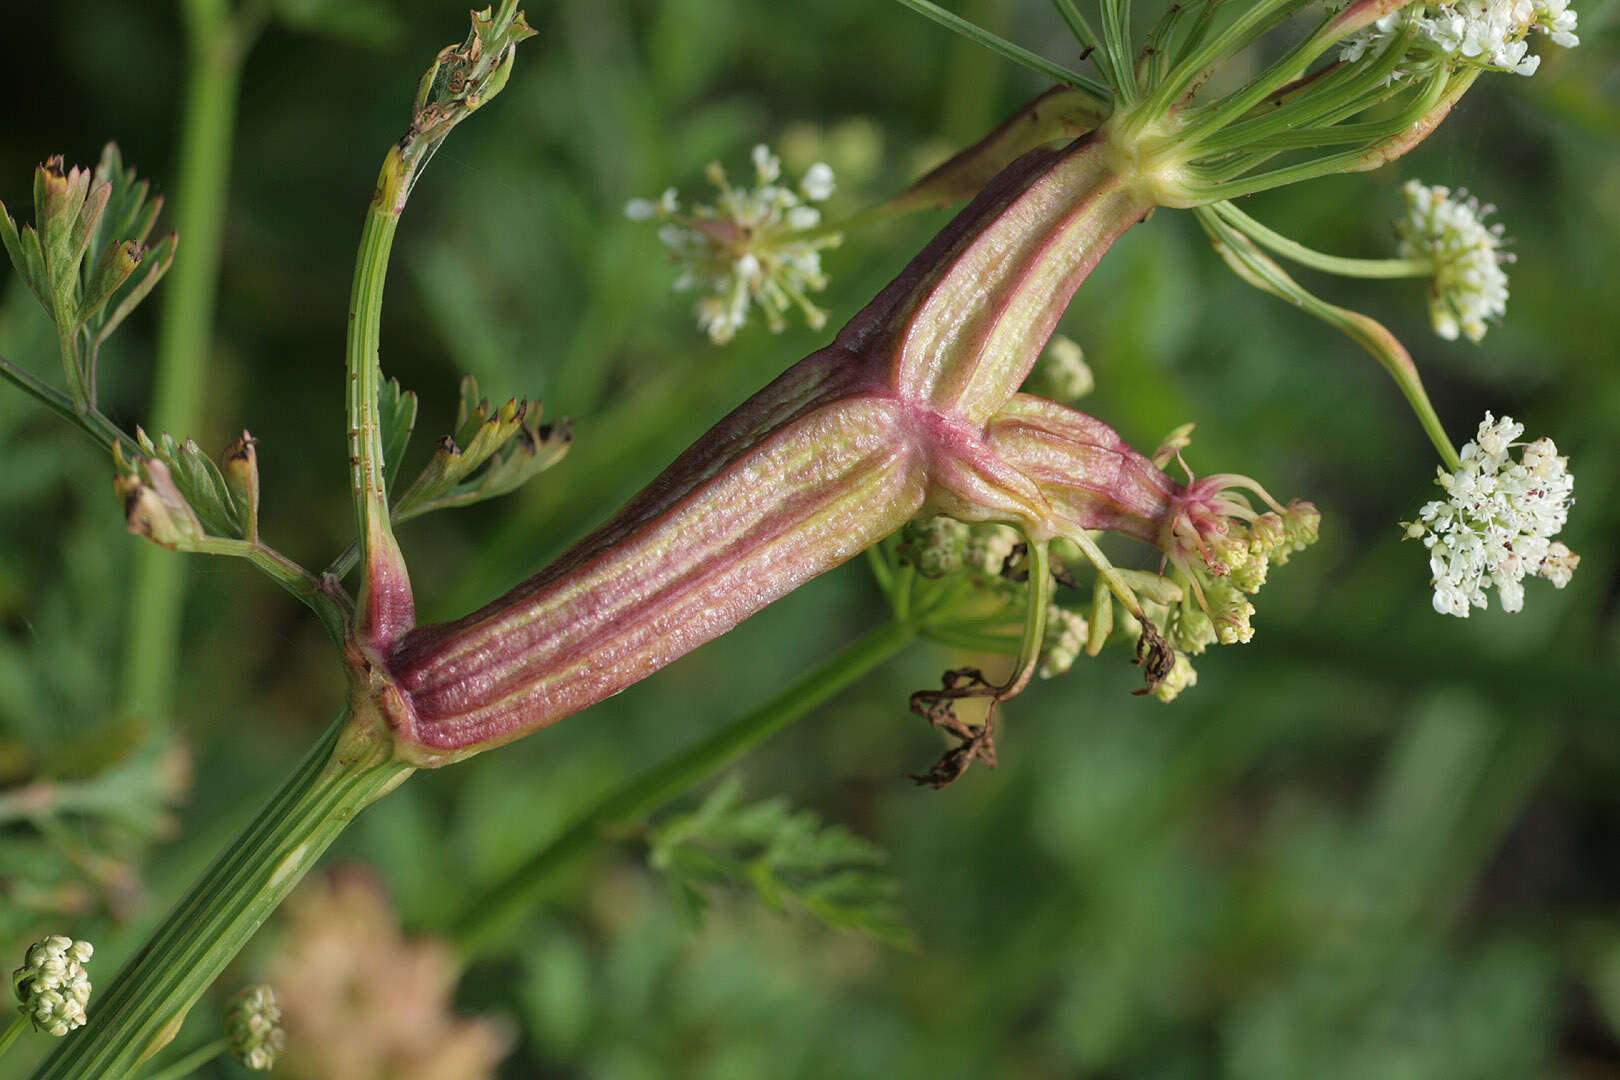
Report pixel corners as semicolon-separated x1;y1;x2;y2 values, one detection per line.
13;935;93;1037
1039;604;1089;679
1407;413;1579;616
1394;180;1511;343
1028;334;1094;402
625;144;840;344
1340;0;1578;77
963;523;1022;578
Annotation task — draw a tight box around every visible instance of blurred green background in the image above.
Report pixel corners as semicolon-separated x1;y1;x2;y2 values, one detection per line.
2;1;1619;1076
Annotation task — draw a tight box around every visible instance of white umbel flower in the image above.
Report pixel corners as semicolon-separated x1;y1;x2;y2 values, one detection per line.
1394;180;1512;343
13;935;93;1037
625;144;841;344
1339;0;1578;76
1405;413;1579;616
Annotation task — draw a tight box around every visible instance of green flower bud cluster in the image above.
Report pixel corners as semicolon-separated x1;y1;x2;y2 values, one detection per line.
13;935;93;1037
1163;495;1320;653
224;984;286;1071
896;516;971;577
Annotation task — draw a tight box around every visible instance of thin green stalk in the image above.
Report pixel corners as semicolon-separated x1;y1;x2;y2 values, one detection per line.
1099;0;1137;103
1212;202;1430;279
32;714;413;1080
344;3;534;639
1143;0;1197;89
1138;0;1314;121
1170;7;1346;148
449;619;915;955
891;564;918;625
1196;206;1459;470
922;628;1023;652
1187;28;1414;157
183;535;349;641
124;0;257;721
0;1014;27;1059
892;0;1110;98
137;1038;225;1080
344;183;408;632
1048;0;1115;89
0;356;136;455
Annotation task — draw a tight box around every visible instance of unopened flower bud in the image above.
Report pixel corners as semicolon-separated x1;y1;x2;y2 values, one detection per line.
963;523;1022;578
1152;652;1198;703
898;516;969;577
1038;605;1088;679
1026;334;1093;402
225;984;286;1071
14;935;93;1037
115;457;204;550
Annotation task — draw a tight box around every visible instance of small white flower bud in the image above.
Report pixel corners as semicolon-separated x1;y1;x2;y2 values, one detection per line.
13;934;94;1037
225;984;286;1072
800;161;836;201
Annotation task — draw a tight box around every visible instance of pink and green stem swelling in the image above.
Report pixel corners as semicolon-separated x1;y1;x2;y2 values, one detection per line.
379;132;1183;764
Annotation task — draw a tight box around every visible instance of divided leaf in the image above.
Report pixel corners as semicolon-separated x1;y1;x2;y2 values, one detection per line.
377;376;419;489
648;776;917;950
390;374;570;522
125;428;256;542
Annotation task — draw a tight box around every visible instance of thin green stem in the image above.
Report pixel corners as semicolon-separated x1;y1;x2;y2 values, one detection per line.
32;714;413;1080
999;539;1050;698
1212;202;1430;279
1170;8;1348;148
345;173;411;641
891;564;918;625
891;0;1111;99
920;628;1023;652
1139;0;1314;121
1100;0;1137;103
449;619;914;955
124;0;256;722
1048;0;1116;90
0;1014;27;1059
184;536;349;641
342;2;536;641
55;323;86;410
1143;0;1197;90
137;1038;225;1080
1196;206;1459;471
1186;29;1415;160
0;356;137;455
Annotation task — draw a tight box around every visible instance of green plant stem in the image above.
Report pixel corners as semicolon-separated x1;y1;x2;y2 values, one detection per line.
0;1014;27;1059
32;715;414;1080
123;0;258;721
449;618;915;955
891;0;1110;99
346;185;407;629
1212;202;1430;279
1196;205;1460;471
182;535;349;641
137;1038;225;1080
1048;0;1114;90
0;356;136;455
